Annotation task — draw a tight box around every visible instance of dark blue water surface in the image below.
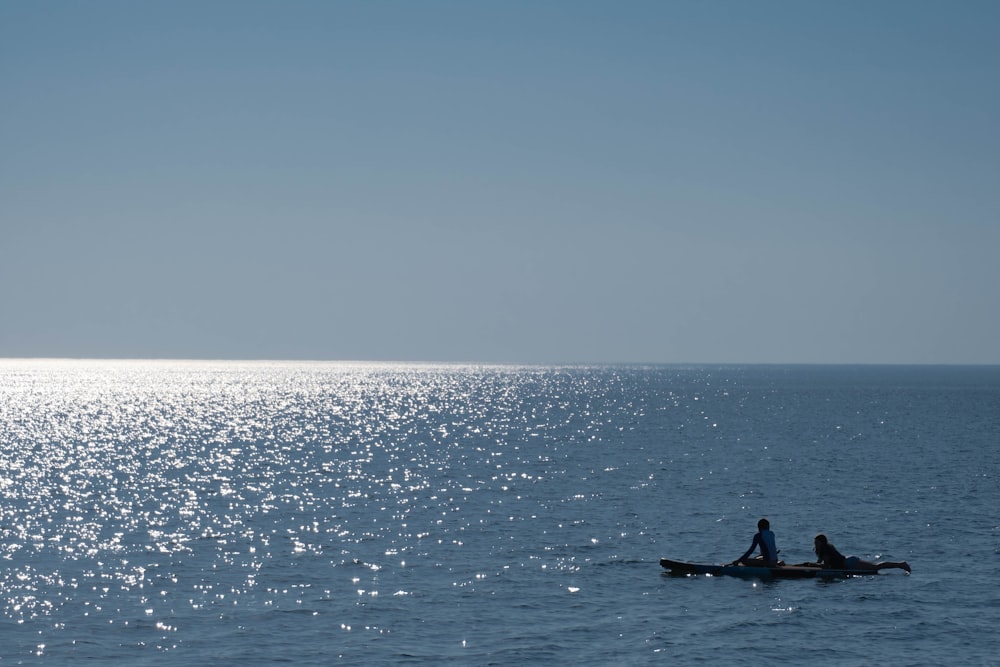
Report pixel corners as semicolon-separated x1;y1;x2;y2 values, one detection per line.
1;361;997;665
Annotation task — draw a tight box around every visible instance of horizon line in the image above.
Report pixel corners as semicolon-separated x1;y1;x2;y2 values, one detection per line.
2;357;997;368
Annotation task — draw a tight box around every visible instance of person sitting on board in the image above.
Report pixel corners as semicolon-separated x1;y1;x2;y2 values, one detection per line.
806;534;911;573
730;518;780;566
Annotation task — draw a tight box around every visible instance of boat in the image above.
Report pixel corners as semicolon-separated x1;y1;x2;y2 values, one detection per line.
659;558;878;579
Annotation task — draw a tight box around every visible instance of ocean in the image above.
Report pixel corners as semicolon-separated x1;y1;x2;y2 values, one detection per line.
1;361;997;665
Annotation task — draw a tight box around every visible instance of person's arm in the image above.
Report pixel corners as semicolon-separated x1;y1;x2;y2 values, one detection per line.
731;534;760;565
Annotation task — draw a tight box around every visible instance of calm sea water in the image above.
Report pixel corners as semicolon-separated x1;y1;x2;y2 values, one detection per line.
0;361;997;665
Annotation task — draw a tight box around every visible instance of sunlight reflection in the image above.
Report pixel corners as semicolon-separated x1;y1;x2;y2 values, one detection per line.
0;360;633;644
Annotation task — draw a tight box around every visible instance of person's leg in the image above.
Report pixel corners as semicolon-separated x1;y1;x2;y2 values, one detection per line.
874;561;911;573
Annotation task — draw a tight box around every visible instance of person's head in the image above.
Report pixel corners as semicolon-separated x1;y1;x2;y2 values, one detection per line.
814;534;828;554
757;518;770;531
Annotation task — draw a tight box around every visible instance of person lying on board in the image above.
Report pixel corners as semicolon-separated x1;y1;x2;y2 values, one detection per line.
730;518;782;566
801;534;911;573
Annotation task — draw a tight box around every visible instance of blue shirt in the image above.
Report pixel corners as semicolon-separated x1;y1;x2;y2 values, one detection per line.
739;529;778;565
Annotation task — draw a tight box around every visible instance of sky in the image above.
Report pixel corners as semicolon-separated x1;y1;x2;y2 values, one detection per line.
2;1;998;364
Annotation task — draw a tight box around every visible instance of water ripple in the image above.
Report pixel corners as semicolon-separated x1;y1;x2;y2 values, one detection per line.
1;361;997;664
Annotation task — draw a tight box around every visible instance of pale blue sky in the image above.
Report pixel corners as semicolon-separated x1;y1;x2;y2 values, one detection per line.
2;1;998;363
